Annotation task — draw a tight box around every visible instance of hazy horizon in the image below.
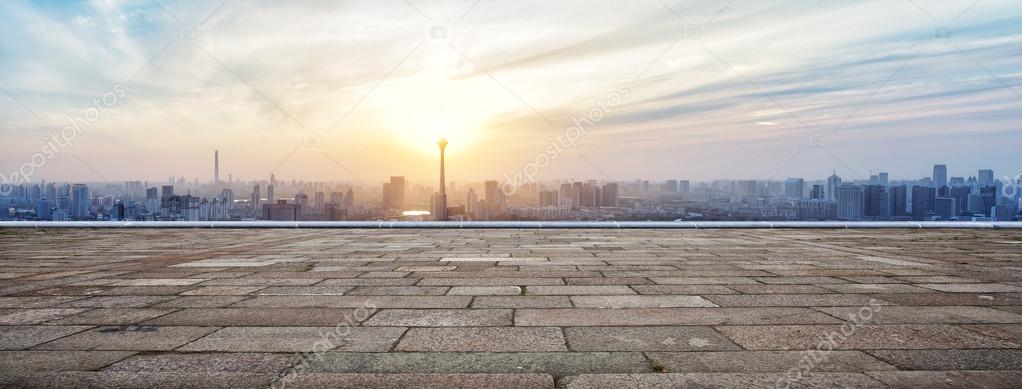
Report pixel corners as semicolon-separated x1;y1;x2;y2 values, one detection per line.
2;0;1020;185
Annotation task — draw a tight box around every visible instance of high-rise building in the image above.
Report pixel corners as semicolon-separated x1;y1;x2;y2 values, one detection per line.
539;190;559;207
383;176;406;210
343;188;355;209
266;184;275;204
784;178;804;200
949;186;970;216
911;186;936;219
980;186;997;216
262;200;302;221
314;192;325;212
214;150;220;184
35;198;51;220
294;193;309;210
434;138;448;221
810;184;824;200
826;172;842;202
837;184;863;220
664;180;678;193
601;183;619;207
863;185;889;219
678;180;690;195
878;172;889;186
251;185;261;211
889;185;908;216
484;181;500;205
466;189;478;215
933;164;948;189
934;197;958;220
71;184;90;219
978;169;994;186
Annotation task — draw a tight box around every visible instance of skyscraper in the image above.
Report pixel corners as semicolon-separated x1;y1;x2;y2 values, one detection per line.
485;181;499;205
863;185;889;219
912;186;936;219
434;138;448;221
251;185;261;211
878;172;889;186
383;176;406;210
933;164;948;189
826;172;842;202
601;183;619;207
978;169;994;186
71;184;90;219
214;150;220;184
837;184;863;220
890;185;908;216
934;197;958;220
784;178;804;200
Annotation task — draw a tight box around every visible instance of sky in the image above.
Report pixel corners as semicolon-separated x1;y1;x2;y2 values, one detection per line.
0;0;1020;185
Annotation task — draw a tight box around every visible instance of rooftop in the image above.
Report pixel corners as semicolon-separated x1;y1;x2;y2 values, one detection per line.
1;228;1022;388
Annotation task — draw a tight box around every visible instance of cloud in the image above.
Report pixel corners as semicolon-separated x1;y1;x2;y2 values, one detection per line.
0;0;1019;182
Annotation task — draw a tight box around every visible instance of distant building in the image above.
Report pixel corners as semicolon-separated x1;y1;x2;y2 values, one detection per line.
837;184;863;220
933;164;948;189
383;176;406;209
826;172;842;202
71;184;90;219
784;178;804;200
325;203;347;221
601;183;619;207
863;185;889;219
934;197;958;220
539;190;559;207
889;185;908;217
912;186;936;219
809;185;824;200
263;200;302;221
978;169;994;186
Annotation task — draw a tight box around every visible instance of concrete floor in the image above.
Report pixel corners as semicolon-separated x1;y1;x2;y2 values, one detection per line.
1;228;1021;388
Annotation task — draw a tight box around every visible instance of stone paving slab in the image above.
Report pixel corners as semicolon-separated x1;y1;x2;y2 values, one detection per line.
283;373;554;389
396;327;567;352
178;326;405;352
0;350;136;372
2;228;1022;387
515;307;843;326
142;308;366;326
305;352;652;376
647;350;895;373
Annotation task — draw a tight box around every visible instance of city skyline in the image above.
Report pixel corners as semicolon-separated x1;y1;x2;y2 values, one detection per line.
1;1;1020;184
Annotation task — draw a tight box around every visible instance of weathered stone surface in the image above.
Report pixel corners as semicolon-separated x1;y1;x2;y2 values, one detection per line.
33;326;217;351
178;326;405;352
565;326;740;351
648;351;895;372
515;308;842;326
362;309;512;326
561;373;883;389
866;349;1022;370
306;352;652;376
867;370;1022;389
142;308;366;326
283;373;554;389
0;326;91;350
3;228;1022;387
717;324;1020;350
397;327;566;352
0;351;136;372
103;352;294;372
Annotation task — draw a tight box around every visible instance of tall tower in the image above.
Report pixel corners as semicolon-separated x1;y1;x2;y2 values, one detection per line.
434;138;449;221
214;150;220;184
